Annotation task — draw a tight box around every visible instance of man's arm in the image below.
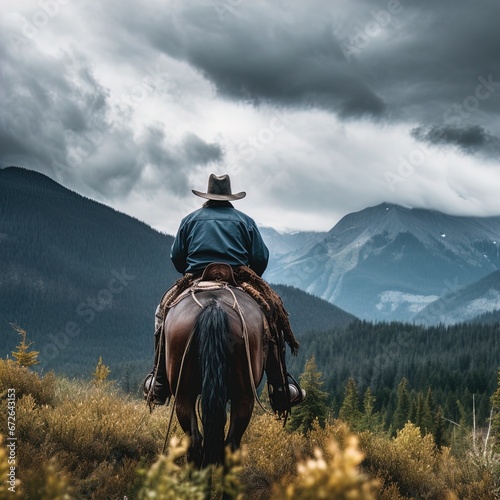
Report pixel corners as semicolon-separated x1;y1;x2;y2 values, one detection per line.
248;223;269;276
170;224;188;274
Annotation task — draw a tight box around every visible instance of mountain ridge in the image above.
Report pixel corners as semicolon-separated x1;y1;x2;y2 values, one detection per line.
265;202;500;321
415;270;500;325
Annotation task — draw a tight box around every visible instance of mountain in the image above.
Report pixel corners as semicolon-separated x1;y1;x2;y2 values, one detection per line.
259;227;327;263
0;166;177;383
264;203;500;321
271;284;356;331
0;167;353;385
414;270;500;325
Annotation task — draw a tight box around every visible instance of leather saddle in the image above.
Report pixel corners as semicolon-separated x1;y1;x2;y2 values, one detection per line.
199;262;238;286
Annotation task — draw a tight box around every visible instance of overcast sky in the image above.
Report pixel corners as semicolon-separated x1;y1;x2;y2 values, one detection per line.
2;0;500;234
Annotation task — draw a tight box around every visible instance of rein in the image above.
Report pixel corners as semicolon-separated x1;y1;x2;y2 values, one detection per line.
225;286;270;415
161;325;196;454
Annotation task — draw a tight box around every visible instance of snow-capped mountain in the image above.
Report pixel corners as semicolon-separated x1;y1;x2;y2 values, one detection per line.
264;203;500;321
414;270;500;325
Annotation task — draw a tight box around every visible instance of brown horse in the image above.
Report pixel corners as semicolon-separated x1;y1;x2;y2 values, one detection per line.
164;286;266;467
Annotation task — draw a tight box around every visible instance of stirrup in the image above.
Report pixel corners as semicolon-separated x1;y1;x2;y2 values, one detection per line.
288;384;306;407
143;373;169;406
287;373;305;407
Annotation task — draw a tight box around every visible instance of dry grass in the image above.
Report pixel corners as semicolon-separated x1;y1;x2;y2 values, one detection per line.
1;359;498;499
0;359;180;498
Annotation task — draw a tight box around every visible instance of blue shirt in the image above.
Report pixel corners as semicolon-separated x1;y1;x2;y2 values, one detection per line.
170;205;269;276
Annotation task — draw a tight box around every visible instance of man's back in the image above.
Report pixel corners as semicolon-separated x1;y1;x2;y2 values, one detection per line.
170;202;269;276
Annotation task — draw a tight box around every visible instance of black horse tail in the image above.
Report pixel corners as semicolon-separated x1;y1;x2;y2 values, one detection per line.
194;299;229;466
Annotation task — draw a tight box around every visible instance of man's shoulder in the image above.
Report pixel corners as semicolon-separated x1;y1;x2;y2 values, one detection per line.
184;206;254;224
231;207;257;225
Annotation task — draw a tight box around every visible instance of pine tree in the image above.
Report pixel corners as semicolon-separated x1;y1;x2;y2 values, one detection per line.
450;399;470;455
392;378;411;435
338;378;362;429
288;356;329;434
10;324;39;367
421;390;434;435
425;387;436;415
433;406;447;449
360;387;382;432
411;391;434;435
92;356;111;386
491;368;500;453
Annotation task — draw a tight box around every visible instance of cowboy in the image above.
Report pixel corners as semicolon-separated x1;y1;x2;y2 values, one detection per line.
144;174;305;415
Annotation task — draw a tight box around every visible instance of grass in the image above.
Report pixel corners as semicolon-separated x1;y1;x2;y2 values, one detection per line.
1;359;499;499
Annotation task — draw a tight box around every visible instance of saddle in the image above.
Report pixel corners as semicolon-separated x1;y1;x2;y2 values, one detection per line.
158;263;299;355
200;262;238;286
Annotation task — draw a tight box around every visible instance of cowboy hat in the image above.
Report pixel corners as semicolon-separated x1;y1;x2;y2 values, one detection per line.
192;173;246;201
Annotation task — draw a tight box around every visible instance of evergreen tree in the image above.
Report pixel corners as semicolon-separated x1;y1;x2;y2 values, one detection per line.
450;400;470;455
10;324;39;367
338;377;362;429
93;356;111;386
392;378;411;435
425;387;436;416
491;368;500;453
433;406;447;449
288;356;329;434
411;391;433;435
360;387;382;432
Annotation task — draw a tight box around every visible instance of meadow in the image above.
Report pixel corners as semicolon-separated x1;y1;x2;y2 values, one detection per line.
1;355;499;499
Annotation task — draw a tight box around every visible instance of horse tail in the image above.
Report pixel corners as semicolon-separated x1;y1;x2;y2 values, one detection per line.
194;298;229;466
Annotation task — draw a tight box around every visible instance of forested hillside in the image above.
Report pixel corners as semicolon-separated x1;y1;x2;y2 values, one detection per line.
470;309;500;324
0;167;354;389
288;320;500;428
272;284;355;331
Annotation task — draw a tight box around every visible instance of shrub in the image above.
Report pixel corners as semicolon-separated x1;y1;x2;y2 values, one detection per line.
0;359;56;407
0;359;182;498
272;434;379;499
240;413;307;498
0;435;22;498
136;437;244;500
2;357;498;499
360;422;498;499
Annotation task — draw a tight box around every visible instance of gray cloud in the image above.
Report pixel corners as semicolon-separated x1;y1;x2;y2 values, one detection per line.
137;127;223;196
358;0;500;126
182;133;222;165
411;125;500;158
2;0;500;232
0;32;223;200
62;126;223;199
122;0;500;124
120;2;386;118
0;40;110;174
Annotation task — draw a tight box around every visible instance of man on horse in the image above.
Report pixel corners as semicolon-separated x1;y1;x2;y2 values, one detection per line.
144;174;305;416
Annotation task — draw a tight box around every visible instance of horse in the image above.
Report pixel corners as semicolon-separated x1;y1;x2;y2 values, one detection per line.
164;285;266;468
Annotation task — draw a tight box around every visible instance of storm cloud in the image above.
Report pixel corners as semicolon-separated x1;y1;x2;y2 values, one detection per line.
1;0;500;233
412;125;500;158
